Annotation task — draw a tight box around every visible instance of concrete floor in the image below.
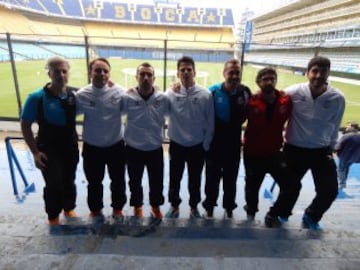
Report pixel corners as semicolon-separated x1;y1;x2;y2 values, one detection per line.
1;123;360;270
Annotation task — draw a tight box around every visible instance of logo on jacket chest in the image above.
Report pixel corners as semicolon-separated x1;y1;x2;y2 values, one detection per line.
110;95;120;105
192;97;199;104
236;96;244;105
154;100;161;108
130;100;141;107
323;100;332;109
67;96;75;106
216;96;223;103
175;96;183;102
279;105;287;114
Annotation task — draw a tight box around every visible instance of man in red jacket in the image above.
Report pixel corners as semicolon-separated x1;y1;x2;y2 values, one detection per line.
243;67;299;227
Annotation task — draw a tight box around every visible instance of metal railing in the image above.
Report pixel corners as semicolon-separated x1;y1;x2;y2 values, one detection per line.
5;136;35;202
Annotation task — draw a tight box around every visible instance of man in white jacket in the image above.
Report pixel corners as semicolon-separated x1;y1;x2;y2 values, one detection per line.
283;56;345;230
165;56;214;219
76;58;126;219
122;62;169;219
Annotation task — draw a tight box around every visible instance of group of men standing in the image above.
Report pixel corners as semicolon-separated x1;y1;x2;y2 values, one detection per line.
20;55;345;231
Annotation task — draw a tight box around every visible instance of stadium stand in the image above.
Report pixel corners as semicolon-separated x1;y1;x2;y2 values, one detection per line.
318;49;360;74
0;6;85;42
244;0;360;76
39;44;86;59
8;42;55;60
245;50;313;70
0;6;33;34
0;0;234;27
2;0;358;75
0;40;86;61
0;0;235;61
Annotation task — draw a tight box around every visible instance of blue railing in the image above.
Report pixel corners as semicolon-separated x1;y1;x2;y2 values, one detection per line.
5;136;35;202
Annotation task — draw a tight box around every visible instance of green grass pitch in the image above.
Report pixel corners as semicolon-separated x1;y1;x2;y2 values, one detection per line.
0;58;358;126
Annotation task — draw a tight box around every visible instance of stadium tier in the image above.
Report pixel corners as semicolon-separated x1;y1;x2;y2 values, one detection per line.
0;0;233;27
0;40;86;61
251;0;360;45
0;1;235;54
1;0;359;76
244;0;360;75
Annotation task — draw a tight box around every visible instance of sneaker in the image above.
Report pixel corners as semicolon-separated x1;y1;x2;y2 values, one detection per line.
165;207;180;218
112;209;124;218
63;210;77;218
244;205;255;221
134;206;143;218
224;209;233;219
190;208;202;219
247;214;255;221
150;206;163;219
89;211;103;217
278;216;289;223
302;214;322;230
203;208;214;219
264;213;282;228
48;217;60;226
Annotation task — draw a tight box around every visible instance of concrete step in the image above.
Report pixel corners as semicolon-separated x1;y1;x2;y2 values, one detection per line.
1;217;360;257
1;255;359;270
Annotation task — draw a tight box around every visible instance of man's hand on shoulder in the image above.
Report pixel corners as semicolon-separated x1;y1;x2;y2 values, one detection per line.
127;87;137;94
171;82;181;93
107;79;115;87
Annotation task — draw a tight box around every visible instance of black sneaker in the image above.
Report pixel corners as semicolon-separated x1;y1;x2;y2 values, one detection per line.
264;213;282;228
203;207;214;219
190;208;202;219
165;207;179;218
243;205;255;221
224;209;233;219
247;214;255;221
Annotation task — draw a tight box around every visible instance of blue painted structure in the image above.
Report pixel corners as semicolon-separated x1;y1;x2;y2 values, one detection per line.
0;0;234;27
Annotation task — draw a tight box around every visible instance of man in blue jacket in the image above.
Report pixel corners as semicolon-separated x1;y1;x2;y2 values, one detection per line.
335;122;360;189
21;57;78;225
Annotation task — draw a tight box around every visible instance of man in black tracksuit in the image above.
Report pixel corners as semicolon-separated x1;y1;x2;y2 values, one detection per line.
21;57;79;225
202;58;251;218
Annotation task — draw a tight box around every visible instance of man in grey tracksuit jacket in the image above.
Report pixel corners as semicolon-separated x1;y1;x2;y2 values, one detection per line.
122;62;169;218
76;58;126;218
165;56;214;218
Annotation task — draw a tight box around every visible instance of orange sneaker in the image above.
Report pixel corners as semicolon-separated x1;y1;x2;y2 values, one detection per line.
48;217;60;226
150;206;163;219
63;210;77;218
134;206;143;218
89;211;103;217
112;209;124;218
